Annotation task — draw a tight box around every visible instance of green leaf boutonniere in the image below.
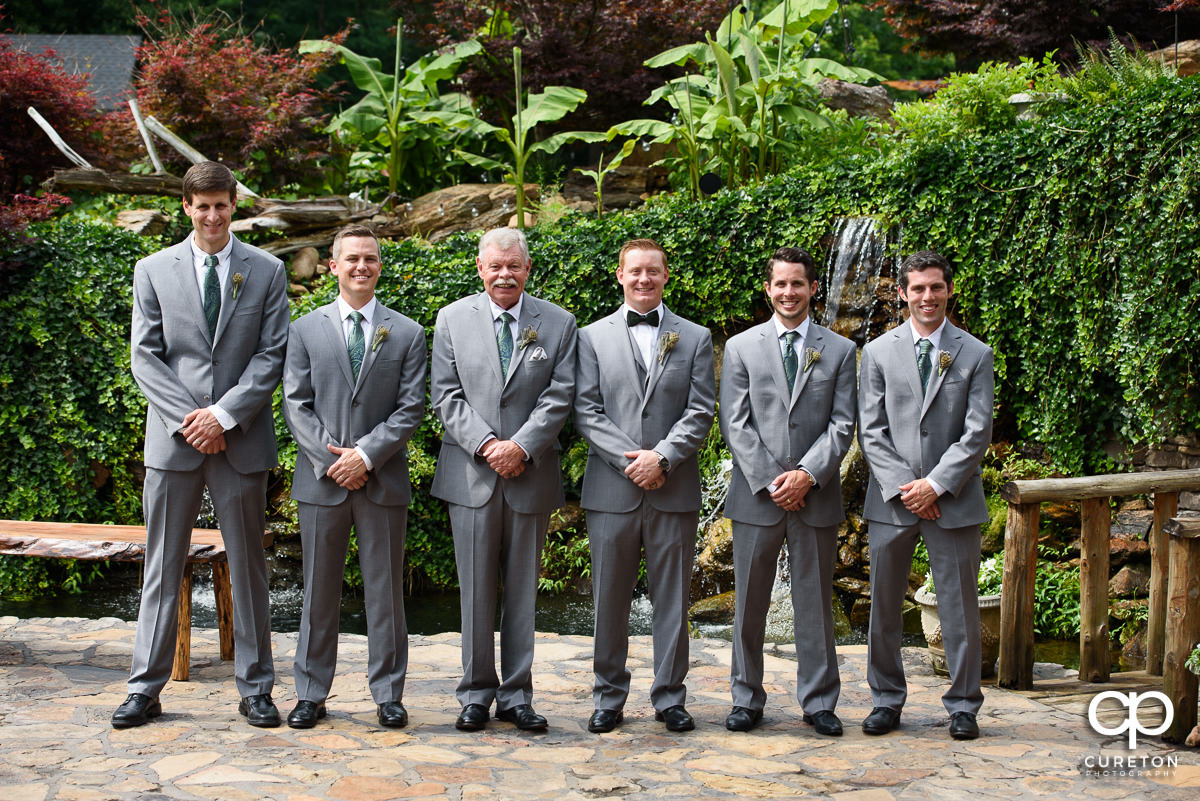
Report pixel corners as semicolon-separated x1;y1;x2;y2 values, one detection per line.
804;347;821;372
518;326;538;349
372;326;389;352
232;273;244;299
657;331;679;364
938;350;952;376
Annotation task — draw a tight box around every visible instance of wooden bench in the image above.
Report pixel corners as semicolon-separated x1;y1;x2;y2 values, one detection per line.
0;519;234;681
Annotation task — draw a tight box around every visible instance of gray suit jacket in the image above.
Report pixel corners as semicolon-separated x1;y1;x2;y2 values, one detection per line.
858;320;994;528
131;236;289;473
283;301;426;507
430;292;576;514
575;308;715;514
720;320;857;528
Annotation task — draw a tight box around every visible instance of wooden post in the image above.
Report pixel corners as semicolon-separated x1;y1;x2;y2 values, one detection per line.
1162;517;1200;744
211;560;235;661
1079;497;1111;683
172;564;192;681
1147;492;1177;675
999;502;1040;689
128;98;164;174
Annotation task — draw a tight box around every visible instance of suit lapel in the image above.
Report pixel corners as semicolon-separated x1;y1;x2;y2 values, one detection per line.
612;313;646;402
504;294;541;389
893;324;924;403
919;322;965;421
353;305;389;395
789;324;825;412
169;241;214;349
213;238;249;346
473;295;504;387
758;323;790;412
319;302;355;389
642;309;680;405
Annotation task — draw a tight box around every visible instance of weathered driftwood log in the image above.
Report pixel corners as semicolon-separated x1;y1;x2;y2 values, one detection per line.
43;167;184;196
1002;468;1200;503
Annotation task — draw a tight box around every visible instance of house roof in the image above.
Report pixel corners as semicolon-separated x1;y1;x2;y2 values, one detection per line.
10;34;141;111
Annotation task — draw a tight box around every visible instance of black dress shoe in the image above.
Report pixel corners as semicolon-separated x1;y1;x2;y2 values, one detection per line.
377;701;409;728
949;711;979;740
587;708;623;733
111;693;161;729
238;694;281;728
862;706;901;735
455;703;489;731
495;703;548;731
287;700;326;729
654;705;695;732
803;710;844;737
724;706;763;732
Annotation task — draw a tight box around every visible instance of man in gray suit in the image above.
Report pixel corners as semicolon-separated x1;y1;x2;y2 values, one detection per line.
430;227;576;732
574;238;715;734
719;247;856;735
114;161;289;729
858;250;993;740
281;225;426;729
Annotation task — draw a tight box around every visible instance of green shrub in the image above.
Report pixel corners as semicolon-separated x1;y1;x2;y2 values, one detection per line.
0;220;157;596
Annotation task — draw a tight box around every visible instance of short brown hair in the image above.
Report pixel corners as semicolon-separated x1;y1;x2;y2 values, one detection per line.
331;224;380;260
898;250;953;289
764;246;817;284
182;161;238;204
618;238;667;269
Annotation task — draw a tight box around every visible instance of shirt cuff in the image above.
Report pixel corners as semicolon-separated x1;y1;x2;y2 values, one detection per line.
354;446;374;472
926;476;946;497
797;466;819;489
208;404;236;431
476;434;496;455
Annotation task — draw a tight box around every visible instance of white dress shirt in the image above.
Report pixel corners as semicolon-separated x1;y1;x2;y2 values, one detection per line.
336;295;378;471
480;294;529;459
621;302;665;369
910;317;948;497
189;234;236;430
771;314;815;488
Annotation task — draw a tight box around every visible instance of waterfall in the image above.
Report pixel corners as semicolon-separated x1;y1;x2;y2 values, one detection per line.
818;216;897;346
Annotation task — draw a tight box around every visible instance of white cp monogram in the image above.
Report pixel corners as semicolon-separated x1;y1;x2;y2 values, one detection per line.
1087;690;1174;749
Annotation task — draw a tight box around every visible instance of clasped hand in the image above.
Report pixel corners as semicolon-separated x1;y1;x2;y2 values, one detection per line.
326;444;368;490
182;408;226;454
899;478;940;520
769;469;812;511
623;450;665;490
482;439;526;479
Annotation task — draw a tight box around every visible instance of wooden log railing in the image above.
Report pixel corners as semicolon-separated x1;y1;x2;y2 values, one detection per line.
998;468;1200;691
1162;517;1200;743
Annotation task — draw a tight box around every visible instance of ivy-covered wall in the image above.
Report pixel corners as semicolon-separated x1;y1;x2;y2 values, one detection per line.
3;72;1198;593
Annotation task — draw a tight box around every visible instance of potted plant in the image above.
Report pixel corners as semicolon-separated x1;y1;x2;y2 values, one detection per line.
913;552;1004;678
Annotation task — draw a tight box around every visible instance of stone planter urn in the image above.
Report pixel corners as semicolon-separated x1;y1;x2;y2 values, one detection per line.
913;586;1002;678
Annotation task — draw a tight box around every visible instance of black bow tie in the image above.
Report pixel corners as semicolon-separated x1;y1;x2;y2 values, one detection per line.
626;309;660;327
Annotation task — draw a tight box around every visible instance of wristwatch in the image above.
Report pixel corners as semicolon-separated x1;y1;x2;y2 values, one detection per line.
654;451;670;473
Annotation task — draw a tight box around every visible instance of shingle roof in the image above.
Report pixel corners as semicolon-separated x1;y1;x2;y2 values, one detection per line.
10;34;141;111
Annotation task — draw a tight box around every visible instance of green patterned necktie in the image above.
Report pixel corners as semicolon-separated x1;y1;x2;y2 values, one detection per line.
348;310;365;381
783;331;799;393
497;311;514;376
203;255;220;337
917;338;933;395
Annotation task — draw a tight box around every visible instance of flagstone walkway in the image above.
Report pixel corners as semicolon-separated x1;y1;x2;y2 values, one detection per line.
1;615;1196;800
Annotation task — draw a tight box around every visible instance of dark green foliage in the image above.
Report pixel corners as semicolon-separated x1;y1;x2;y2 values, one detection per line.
0;220;157;596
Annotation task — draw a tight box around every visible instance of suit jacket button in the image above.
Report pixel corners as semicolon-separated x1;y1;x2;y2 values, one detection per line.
500;401;507;408
203;395;211;402
789;422;796;429
921;428;928;435
642;410;649;418
353;400;360;407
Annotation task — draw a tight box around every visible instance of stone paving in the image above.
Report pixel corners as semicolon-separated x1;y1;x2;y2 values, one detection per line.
1;615;1197;801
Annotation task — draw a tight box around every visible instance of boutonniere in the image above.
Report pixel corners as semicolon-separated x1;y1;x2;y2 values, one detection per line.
657;331;679;364
938;350;953;375
518;326;538;349
232;273;244;299
804;347;821;372
372;326;389;352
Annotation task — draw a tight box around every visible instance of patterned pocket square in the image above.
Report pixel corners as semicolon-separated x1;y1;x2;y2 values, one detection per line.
528;346;548;361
